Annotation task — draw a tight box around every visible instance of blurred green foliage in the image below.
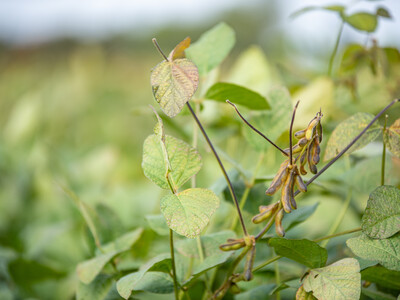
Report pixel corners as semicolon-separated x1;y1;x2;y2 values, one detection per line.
0;3;399;299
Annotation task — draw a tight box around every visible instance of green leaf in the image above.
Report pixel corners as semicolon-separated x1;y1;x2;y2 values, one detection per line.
361;287;396;300
145;214;169;236
303;258;361;300
77;252;117;284
242;87;292;151
160;188;220;238
362;185;400;239
205;82;270;110
177;231;235;280
118;272;173;298
151;38;199;118
376;7;391;19
324;112;381;161
269;238;327;269
78;228;143;284
77;274;114;300
384;118;400;157
116;254;172;299
186;22;235;76
296;285;317;300
234;284;275;300
142;134;202;190
344;12;378;33
361;265;400;289
347;233;400;271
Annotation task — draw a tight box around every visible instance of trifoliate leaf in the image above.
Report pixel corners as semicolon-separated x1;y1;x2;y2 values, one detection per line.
160;188;219;238
384;118;400;157
347;233;400;271
142;134;202;190
269;238;327;269
324;112;381;161
151;38;199;118
186;22;235;76
205;82;270;110
303;258;361;300
362;185;400;239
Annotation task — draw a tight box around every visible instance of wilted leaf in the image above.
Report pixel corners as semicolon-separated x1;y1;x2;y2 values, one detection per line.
384;119;400;157
168;36;191;61
76;274;114;300
151;38;199;118
269;238;327;269
361;265;400;289
186;22;235;76
347;233;400;271
303;258;361;300
142;134;202;190
324;112;381;161
344;12;378;32
116;254;172;299
78;228;143;284
296;285;317;300
242;87;292;151
205;82;270;110
160;188;219;238
362;185;400;239
145;215;169;236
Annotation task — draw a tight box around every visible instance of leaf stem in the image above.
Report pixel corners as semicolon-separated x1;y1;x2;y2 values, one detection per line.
186;102;248;236
170;229;180;300
226;100;288;156
152;38;169;61
328;20;344;76
289;101;300;165
381;114;388;186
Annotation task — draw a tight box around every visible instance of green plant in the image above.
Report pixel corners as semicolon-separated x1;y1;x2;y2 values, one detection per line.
71;9;400;300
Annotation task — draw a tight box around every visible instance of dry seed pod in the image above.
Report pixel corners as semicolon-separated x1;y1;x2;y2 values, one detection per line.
298;137;308;147
252;202;280;224
295;173;307;192
311;138;321;165
283;143;303;156
265;160;289;195
299;151;307;175
281;168;296;213
275;209;285;237
307;139;318;174
243;245;256;281
317;122;323;143
219;238;246;251
295;129;306;139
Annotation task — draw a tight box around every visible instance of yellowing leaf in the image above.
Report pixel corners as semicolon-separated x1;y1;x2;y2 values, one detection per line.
385;118;400;157
160;188;219;238
303;258;361;300
168;36;191;61
296;285;317;300
151;52;199;117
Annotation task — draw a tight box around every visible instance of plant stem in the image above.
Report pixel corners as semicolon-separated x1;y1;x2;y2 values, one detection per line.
274;251;281;300
381;114;388;186
320;188;352;248
328;20;344;76
170;229;179;300
289;101;300;165
254;227;361;272
294;98;399;196
226;100;288;156
230;152;265;231
152;38;169;61
186;102;248;236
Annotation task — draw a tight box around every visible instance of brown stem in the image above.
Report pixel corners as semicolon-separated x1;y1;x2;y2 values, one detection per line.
152;38;169;61
289;101;300;165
